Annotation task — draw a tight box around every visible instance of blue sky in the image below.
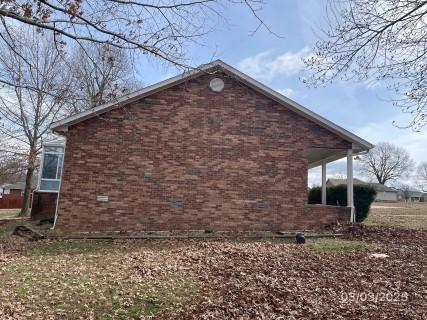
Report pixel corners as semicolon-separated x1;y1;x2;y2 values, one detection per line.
135;0;426;185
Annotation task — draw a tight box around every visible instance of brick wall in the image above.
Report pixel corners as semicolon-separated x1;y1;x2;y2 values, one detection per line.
55;71;351;232
31;192;57;221
304;205;351;228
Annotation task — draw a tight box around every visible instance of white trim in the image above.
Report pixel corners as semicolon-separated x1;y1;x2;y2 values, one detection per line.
50;60;373;151
308;149;368;169
36;146;45;191
308;150;348;169
321;161;327;205
53;137;67;229
347;149;355;223
36;142;65;193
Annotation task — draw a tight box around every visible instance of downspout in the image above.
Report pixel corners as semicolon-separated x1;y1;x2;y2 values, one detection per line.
52;134;67;230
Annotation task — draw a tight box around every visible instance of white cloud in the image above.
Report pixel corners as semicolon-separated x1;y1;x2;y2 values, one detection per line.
276;88;294;98
237;47;311;81
355;115;427;163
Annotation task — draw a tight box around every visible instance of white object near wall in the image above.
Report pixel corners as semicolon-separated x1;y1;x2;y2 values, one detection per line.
96;195;109;202
209;78;224;92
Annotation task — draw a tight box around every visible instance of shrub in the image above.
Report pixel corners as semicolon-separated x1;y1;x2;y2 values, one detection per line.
308;184;376;222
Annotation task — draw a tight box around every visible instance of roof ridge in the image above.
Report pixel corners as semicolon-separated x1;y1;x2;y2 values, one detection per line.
50;60;373;151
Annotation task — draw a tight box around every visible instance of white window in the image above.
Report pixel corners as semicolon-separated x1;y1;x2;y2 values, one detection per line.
39;146;64;192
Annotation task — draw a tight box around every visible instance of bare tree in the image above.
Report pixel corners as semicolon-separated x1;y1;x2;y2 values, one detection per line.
0;0;271;88
304;0;427;130
0;27;72;216
358;142;415;185
68;43;141;112
0;150;27;185
399;184;412;202
417;162;427;191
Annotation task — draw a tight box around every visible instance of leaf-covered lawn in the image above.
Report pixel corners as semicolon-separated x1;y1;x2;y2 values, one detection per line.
366;202;427;230
0;226;426;319
0;240;197;319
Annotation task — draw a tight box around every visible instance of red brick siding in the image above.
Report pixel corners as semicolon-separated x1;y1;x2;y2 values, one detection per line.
55;72;351;232
31;192;57;221
304;205;351;228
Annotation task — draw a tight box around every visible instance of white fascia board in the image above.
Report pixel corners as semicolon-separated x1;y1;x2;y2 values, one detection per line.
51;60;373;151
50;62;217;132
215;61;373;151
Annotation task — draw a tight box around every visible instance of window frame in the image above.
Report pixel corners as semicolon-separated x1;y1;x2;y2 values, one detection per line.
38;142;65;193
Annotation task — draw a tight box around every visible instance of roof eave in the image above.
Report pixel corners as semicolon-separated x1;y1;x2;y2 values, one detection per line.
51;60;373;151
214;61;373;151
51;61;222;133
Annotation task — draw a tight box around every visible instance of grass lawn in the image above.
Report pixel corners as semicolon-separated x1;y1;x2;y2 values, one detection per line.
0;229;425;319
305;238;374;254
0;209;20;218
365;202;427;230
0;203;426;319
0;240;197;319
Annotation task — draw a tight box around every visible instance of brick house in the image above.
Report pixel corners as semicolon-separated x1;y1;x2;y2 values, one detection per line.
32;60;373;232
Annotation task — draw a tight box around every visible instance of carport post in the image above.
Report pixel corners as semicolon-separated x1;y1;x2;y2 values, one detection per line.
321;160;327;205
347;149;355;223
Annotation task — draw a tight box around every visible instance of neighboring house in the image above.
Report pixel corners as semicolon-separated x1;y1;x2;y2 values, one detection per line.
0;180;37;209
371;183;401;202
31;60;373;232
326;178;366;188
0;181;37;199
327;179;400;202
398;190;424;202
0;184;21;199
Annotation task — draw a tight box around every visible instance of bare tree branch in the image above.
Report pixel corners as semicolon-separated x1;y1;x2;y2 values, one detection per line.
0;0;272;76
0;27;73;216
358;142;415;185
304;0;427;130
416;162;427;191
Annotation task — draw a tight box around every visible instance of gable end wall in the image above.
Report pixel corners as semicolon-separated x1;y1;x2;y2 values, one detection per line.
55;72;351;232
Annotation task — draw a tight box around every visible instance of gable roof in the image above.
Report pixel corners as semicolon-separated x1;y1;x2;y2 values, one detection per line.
327;178;366;186
51;60;373;152
326;178;397;192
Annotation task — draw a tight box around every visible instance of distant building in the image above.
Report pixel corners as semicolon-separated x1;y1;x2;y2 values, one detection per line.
398;190;424;202
326;178;399;202
0;182;26;199
0;181;37;199
0;180;37;209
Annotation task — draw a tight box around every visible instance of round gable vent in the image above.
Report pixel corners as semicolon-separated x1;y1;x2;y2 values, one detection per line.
209;78;224;92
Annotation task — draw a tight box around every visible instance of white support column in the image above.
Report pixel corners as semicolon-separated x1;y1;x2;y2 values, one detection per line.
321;160;327;205
347;149;355;223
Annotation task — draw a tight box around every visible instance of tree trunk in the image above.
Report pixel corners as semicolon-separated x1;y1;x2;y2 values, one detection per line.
19;148;37;217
